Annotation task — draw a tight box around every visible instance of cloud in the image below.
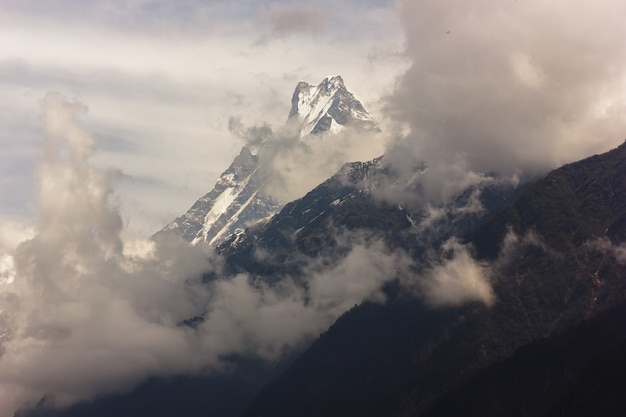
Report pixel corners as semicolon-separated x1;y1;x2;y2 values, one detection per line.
418;238;494;307
229;117;388;203
259;3;325;39
0;94;218;413
496;228;544;264
0;94;407;416
261;127;388;202
0;217;34;254
585;237;626;265
384;0;626;204
200;236;411;361
228;116;273;153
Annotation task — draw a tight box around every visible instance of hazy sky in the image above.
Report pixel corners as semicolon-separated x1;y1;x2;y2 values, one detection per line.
0;0;406;239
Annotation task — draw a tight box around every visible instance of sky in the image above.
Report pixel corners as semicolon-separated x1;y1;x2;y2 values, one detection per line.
0;0;406;240
2;0;626;415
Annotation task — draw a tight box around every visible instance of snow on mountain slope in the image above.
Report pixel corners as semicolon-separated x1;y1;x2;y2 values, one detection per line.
155;147;280;245
288;75;378;137
156;76;378;246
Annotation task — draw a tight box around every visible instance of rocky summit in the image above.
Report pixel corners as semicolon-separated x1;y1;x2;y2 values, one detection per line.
156;76;378;246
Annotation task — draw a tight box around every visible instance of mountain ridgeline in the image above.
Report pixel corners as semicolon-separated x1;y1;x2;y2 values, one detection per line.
240;141;626;417
155;75;378;246
18;72;626;417
288;76;378;137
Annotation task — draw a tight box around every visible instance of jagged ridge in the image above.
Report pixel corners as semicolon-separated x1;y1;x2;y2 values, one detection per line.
288;75;378;137
157;75;378;246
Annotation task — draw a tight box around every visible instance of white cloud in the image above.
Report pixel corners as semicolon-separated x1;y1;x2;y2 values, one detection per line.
237;121;389;203
585;237;626;265
0;217;34;254
419;239;495;308
383;0;626;206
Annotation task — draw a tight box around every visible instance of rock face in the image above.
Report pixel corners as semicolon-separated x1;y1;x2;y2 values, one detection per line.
218;151;519;282
288;75;378;137
155;147;280;246
156;75;378;246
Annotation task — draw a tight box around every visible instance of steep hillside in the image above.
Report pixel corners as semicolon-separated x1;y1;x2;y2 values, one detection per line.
421;301;626;417
218;155;517;281
156;75;378;246
240;142;626;417
18;145;519;417
19;135;625;417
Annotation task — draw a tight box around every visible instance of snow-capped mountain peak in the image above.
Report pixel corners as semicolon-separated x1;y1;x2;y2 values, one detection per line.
155;146;280;246
288;75;377;137
156;76;378;246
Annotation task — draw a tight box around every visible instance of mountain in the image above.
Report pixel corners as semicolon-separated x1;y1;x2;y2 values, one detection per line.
156;75;377;246
18;148;520;417
218;155;517;278
239;141;626;417
155;147;280;246
288;75;378;137
18;135;626;417
421;301;626;417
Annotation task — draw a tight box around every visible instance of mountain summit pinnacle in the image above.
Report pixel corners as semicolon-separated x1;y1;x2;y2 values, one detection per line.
156;76;377;246
288;75;377;137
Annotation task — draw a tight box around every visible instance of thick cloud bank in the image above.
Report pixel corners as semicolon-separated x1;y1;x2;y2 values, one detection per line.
0;95;403;416
385;0;626;202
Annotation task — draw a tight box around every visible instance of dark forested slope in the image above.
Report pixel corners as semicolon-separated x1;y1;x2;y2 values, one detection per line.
241;142;626;417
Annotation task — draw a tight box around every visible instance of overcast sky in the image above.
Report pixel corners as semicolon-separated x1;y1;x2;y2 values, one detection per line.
0;0;406;239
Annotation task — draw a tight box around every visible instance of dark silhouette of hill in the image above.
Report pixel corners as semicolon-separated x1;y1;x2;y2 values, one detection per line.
422;301;626;417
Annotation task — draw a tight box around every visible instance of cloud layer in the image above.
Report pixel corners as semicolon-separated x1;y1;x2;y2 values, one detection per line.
384;0;626;203
0;95;408;416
